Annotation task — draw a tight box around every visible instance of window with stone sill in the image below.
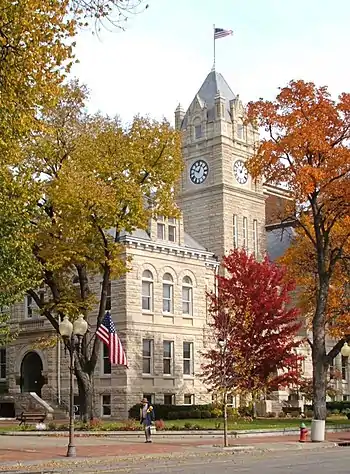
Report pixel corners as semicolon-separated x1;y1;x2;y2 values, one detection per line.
232;214;238;249
141;270;153;312
25;294;42;319
0;348;6;379
184;394;194;405
163;341;173;375
168;218;177;243
162;273;174;314
157;222;165;240
252;219;258;256
183;342;193;376
182;276;193;315
102;344;111;375
101;394;111;417
164;394;175;405
142;339;153;374
242;216;248;250
342;355;348;380
143;393;155;404
194;124;202;139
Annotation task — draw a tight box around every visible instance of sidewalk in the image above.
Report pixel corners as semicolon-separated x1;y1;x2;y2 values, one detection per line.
0;431;349;472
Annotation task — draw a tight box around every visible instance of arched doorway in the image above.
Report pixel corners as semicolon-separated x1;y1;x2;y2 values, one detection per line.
20;352;44;396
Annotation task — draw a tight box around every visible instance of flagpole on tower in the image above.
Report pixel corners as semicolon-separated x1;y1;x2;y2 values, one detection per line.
213;24;216;70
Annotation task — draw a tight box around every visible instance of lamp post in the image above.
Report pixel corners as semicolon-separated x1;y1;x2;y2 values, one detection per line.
218;338;228;448
341;343;350;357
59;314;88;458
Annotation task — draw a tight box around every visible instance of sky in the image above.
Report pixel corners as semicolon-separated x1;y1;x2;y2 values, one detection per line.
72;0;350;124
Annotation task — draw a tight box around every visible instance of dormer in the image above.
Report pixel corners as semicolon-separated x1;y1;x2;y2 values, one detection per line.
148;215;185;246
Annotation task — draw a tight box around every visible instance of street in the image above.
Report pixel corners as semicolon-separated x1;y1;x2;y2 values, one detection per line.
94;448;350;474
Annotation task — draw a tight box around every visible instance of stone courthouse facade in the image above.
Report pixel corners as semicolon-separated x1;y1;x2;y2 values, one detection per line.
2;70;347;419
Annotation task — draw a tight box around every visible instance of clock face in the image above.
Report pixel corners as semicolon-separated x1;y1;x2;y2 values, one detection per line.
233;160;248;184
190;159;209;184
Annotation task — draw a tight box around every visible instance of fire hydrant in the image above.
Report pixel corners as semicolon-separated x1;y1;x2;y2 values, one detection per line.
299;422;308;443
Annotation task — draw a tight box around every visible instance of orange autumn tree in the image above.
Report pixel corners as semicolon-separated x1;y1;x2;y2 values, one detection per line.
246;80;350;422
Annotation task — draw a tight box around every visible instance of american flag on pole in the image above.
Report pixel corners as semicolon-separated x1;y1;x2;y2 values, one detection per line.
96;312;127;366
214;28;233;40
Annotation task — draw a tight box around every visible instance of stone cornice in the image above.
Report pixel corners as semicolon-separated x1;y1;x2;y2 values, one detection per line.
119;235;219;267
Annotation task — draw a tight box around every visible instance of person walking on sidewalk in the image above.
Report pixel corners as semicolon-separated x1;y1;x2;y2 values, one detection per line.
140;398;155;443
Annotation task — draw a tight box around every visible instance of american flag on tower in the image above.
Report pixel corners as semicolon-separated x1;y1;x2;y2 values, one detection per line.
214;27;233;40
96;312;127;366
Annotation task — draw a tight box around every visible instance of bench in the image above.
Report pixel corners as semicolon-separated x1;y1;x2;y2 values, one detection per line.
16;412;46;426
282;407;302;417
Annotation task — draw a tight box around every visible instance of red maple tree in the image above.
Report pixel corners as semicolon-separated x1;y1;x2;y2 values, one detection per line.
202;249;303;400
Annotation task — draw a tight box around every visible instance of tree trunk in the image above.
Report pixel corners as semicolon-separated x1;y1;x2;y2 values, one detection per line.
312;278;329;420
75;364;93;423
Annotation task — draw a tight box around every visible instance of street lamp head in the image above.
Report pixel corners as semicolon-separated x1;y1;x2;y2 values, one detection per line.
59;315;73;338
73;314;88;337
341;342;350;357
218;339;226;349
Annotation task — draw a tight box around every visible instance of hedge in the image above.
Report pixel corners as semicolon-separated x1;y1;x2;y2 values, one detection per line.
128;403;253;420
129;403;214;420
304;401;350;413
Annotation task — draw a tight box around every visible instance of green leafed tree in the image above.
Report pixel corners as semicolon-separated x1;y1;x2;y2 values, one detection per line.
18;81;183;420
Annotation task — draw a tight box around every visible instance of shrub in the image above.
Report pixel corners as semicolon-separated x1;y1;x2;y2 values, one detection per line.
278;411;285;418
155;419;165;431
331;409;340;415
226;407;240;421
184;422;193;430
210;407;222;418
128;403;212;420
88;418;103;430
201;410;212;419
119;419;139;431
267;412;277;418
305;410;313;418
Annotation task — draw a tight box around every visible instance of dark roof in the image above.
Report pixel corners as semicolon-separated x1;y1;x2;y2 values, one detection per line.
266;225;295;261
118;229;208;252
182;70;236;128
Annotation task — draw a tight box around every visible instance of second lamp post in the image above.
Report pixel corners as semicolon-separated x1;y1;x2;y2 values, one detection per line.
59;314;88;458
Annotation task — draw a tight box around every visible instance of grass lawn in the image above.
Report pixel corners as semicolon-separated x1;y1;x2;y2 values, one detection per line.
165;416;350;430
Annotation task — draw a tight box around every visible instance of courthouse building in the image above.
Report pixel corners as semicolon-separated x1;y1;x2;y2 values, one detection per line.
0;69;348;419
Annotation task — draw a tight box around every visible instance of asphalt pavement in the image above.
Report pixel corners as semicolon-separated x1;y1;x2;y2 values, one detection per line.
85;447;350;473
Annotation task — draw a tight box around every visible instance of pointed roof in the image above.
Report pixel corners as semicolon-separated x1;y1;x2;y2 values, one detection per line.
182;70;236;128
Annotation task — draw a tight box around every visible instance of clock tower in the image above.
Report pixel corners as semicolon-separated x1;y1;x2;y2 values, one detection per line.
175;70;266;260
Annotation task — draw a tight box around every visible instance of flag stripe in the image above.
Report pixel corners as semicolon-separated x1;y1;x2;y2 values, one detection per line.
214;28;233;39
96;312;128;366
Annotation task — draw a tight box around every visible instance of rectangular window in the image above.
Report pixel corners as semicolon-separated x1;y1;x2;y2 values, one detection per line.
232;214;238;249
157;222;165;239
168;219;177;243
25;295;38;319
164;394;175;405
102;344;111;375
183;342;193;376
142;339;153;374
143;393;155;404
142;280;153;311
243;216;248;250
101;394;111;417
237;122;244;139
195;124;202;139
163;341;173;375
252;219;258;255
182;286;192;315
163;283;173;313
342;356;348;380
184;394;194;405
0;349;6;379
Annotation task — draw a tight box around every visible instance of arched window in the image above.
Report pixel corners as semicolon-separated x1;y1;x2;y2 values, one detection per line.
182;276;193;315
142;270;153;311
162;273;174;313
